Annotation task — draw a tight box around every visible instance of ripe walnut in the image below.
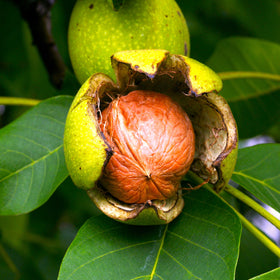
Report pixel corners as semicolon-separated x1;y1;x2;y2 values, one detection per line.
99;90;195;204
64;50;238;224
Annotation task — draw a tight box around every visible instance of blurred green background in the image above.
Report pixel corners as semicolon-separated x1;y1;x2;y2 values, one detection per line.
0;0;279;279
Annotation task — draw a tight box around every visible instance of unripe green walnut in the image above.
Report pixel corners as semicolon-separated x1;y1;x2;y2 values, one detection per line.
64;50;238;225
68;0;190;84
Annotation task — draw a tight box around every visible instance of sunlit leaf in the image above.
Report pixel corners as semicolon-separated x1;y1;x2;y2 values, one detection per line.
0;96;72;215
231;144;280;212
207;37;280;138
250;267;280;280
58;188;241;280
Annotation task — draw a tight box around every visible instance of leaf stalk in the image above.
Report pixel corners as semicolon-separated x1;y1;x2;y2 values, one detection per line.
224;184;280;230
218;71;280;81
236;211;280;258
0;97;40;107
205;185;280;258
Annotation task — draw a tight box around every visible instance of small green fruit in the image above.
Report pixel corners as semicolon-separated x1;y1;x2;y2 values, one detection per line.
68;0;190;84
64;50;238;225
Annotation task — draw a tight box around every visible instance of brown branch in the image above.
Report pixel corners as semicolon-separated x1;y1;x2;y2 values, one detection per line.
13;0;66;89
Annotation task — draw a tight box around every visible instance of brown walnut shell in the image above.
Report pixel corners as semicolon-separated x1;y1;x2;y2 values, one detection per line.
99;90;195;204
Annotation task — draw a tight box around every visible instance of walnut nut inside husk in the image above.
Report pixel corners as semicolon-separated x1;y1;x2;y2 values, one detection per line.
99;90;195;204
63;50;238;225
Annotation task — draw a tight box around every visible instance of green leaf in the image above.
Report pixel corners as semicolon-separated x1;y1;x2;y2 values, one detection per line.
250;267;280;280
207;37;280;138
236;226;279;280
229;0;280;44
0;95;73;215
231;144;280;212
58;188;241;280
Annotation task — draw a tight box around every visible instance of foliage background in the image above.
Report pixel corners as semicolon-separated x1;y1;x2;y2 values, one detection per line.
0;0;279;279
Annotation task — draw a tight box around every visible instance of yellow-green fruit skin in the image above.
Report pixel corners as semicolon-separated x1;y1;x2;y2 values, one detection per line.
64;77;109;190
68;0;190;84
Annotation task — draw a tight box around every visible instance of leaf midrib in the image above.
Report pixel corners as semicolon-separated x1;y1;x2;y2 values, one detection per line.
149;225;168;280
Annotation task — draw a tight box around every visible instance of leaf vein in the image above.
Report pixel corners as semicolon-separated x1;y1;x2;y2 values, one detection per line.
149;225;168;280
235;152;272;173
0;144;63;184
180;211;237;242
185;196;238;221
15;124;64;140
29;112;65;126
162;249;201;279
0;133;51;153
168;231;231;274
65;240;157;280
233;171;280;194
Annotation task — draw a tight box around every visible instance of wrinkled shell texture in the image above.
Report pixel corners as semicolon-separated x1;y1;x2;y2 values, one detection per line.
99;90;195;204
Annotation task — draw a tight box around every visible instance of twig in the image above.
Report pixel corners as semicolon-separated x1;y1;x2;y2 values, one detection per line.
12;0;66;89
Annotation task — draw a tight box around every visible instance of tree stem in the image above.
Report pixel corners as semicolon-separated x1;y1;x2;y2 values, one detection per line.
218;71;280;81
0;97;40;107
12;0;66;89
224;184;280;230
